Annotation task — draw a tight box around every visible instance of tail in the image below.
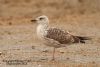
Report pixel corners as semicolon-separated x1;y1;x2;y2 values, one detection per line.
76;36;91;43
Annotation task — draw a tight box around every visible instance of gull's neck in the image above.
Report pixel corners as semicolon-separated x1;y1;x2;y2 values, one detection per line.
37;23;48;39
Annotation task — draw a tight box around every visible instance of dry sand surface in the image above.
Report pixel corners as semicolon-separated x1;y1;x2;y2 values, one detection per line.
0;0;100;67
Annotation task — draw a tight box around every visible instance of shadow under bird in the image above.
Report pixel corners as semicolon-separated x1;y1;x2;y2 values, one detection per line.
31;15;91;61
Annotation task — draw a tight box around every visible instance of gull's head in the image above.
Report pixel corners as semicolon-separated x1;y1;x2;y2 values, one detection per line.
31;15;49;25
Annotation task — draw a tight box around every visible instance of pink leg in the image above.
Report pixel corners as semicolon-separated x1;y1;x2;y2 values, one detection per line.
52;47;56;60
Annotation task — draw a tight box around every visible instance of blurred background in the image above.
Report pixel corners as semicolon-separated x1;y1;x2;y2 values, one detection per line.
0;0;99;17
0;0;100;17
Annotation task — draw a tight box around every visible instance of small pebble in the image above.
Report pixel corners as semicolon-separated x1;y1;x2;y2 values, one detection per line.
8;32;11;35
92;61;95;64
83;54;86;56
32;46;35;49
66;57;70;60
42;50;48;53
8;22;12;25
60;51;64;54
0;52;2;55
41;58;48;61
19;40;23;42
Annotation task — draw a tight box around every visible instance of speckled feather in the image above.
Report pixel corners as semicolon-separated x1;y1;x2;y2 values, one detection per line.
46;28;81;44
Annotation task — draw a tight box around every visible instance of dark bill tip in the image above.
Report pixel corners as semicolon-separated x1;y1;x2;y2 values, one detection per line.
30;19;37;22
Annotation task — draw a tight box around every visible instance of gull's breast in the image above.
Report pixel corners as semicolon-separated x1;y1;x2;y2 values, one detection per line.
37;25;47;39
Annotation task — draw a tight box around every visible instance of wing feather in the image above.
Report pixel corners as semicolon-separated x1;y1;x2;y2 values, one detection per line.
45;28;77;44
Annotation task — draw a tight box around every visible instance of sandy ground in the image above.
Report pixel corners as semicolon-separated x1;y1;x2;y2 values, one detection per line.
0;0;100;67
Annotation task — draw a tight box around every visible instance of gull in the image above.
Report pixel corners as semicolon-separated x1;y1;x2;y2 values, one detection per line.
31;15;91;60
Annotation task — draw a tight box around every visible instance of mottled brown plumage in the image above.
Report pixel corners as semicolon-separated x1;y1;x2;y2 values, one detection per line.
46;28;90;45
46;28;74;44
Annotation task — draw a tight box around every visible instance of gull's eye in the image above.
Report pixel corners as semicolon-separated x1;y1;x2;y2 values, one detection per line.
39;17;44;20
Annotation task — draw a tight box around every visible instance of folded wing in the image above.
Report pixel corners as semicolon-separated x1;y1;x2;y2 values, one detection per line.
45;28;90;44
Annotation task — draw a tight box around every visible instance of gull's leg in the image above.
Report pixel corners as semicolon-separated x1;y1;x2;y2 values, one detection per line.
52;47;56;61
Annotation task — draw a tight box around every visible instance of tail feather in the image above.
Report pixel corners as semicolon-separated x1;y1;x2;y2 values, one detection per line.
76;36;91;40
76;36;91;43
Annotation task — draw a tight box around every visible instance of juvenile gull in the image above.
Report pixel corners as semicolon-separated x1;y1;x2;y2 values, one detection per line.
31;15;91;60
